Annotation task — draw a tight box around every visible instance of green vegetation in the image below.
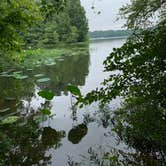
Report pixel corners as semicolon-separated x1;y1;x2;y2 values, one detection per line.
1;0;165;165
18;47;88;68
22;0;88;48
0;0;88;71
0;0;41;56
70;0;166;164
89;30;132;39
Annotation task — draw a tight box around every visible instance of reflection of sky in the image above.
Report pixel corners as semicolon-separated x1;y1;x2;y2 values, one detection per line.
0;39;128;165
80;0;130;31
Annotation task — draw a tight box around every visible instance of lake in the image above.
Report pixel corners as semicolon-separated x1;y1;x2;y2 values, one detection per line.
0;38;128;165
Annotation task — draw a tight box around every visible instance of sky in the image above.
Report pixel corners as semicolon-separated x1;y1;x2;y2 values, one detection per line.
80;0;130;31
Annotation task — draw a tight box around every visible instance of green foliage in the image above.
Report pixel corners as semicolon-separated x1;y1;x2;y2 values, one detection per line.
38;90;54;100
22;0;88;48
89;30;132;39
66;0;88;42
37;77;51;83
0;0;74;66
38;22;59;48
68;124;88;144
66;85;82;97
82;22;166;106
0;114;65;165
0;0;41;56
1;116;19;125
81;0;166;106
78;0;166;163
119;0;166;29
40;0;67;17
40;109;51;115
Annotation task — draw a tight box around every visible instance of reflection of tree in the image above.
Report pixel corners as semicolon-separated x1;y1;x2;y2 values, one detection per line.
0;51;90;113
0;77;35;114
0;114;65;165
80;102;166;165
81;101;166;165
37;53;90;96
68;123;88;144
83;104;112;129
42;127;65;148
112;100;166;165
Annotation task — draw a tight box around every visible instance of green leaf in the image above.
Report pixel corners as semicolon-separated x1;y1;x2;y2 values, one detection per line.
38;90;54;100
26;68;33;71
37;77;50;83
13;71;23;74
34;74;45;78
40;109;51;115
66;85;81;96
46;62;56;66
1;116;19;124
12;73;28;79
17;75;29;79
0;108;10;113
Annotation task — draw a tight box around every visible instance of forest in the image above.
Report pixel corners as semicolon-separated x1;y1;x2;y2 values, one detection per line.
22;0;88;48
89;30;132;39
0;0;88;71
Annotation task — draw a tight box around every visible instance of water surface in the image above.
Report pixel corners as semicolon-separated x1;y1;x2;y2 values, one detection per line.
0;38;126;165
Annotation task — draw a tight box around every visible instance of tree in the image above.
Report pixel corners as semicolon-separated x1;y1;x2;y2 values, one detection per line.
81;0;166;109
0;0;66;56
38;22;59;48
0;0;41;56
66;0;88;42
21;0;88;48
75;0;166;164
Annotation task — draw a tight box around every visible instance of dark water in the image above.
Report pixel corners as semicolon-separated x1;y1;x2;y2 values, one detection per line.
0;39;133;165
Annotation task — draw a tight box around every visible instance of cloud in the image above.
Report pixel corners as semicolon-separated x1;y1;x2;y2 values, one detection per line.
80;0;130;31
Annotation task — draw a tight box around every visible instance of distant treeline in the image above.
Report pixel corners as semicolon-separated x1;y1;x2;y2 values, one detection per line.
89;30;132;39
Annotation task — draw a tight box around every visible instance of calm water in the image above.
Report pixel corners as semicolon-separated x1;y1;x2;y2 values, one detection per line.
0;39;127;165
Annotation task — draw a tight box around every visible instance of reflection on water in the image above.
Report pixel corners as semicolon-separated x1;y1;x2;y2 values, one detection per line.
42;127;66;148
0;113;65;165
0;47;91;165
68;124;88;144
1;38;164;165
0;52;90;114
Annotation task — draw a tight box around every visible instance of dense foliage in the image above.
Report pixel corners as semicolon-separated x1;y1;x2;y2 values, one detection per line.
89;30;132;39
0;0;88;53
75;0;166;164
22;0;88;48
0;0;41;56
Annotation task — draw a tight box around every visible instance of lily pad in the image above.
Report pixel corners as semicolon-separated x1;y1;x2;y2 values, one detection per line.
5;97;16;101
34;74;45;78
1;116;19;124
66;85;82;96
38;90;54;100
57;58;64;61
13;71;23;74
0;72;8;75
37;77;50;83
0;108;10;113
46;62;56;66
26;68;33;71
13;75;29;79
0;74;12;77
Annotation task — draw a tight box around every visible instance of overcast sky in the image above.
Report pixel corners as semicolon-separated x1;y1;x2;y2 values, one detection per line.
80;0;130;31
